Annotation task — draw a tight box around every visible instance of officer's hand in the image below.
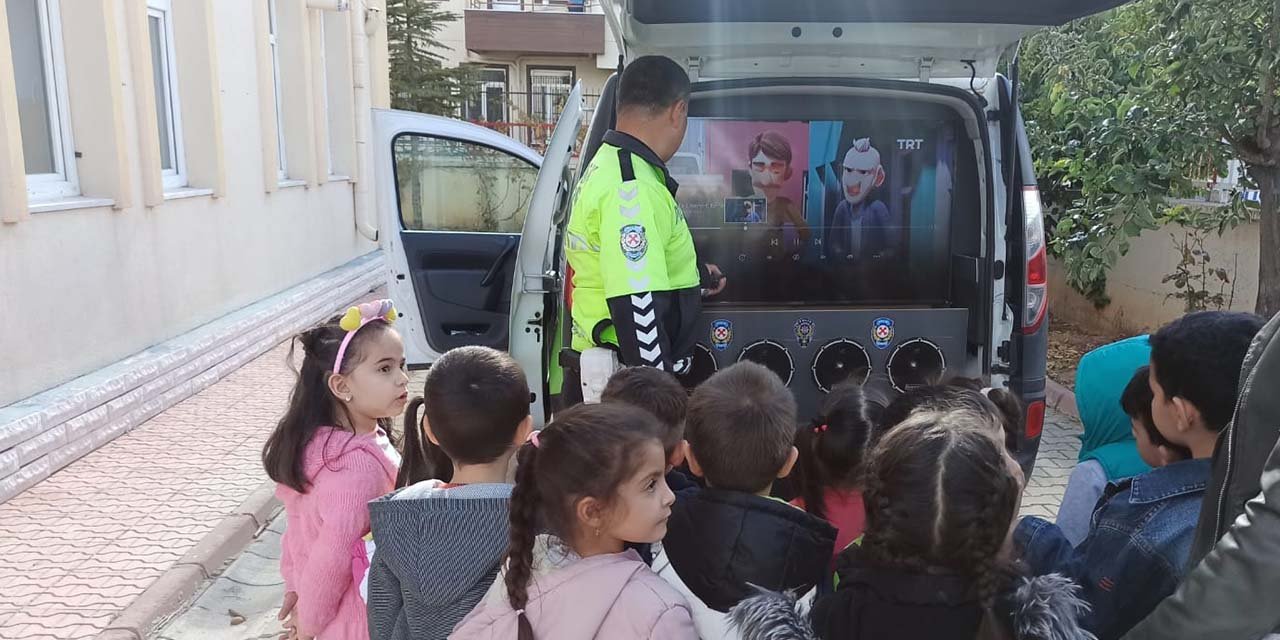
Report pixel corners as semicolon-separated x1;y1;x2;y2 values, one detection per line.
703;263;727;297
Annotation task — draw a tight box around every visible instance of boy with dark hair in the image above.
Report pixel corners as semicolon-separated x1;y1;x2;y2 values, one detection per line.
1121;365;1191;466
653;362;836;639
1015;311;1264;640
367;346;533;640
602;365;688;465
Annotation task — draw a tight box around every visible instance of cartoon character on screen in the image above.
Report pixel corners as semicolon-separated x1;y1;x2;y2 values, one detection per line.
829;138;896;260
747;131;811;243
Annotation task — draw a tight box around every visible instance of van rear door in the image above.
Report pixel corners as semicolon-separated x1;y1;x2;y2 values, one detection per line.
602;0;1132;79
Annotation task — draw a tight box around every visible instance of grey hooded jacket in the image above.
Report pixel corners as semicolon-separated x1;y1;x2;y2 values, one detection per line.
1122;311;1280;640
366;481;512;640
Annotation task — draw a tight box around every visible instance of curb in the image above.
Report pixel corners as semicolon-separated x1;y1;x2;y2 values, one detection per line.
1046;377;1079;420
95;480;281;640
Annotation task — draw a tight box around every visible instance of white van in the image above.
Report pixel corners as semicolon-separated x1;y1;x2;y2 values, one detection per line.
376;0;1131;473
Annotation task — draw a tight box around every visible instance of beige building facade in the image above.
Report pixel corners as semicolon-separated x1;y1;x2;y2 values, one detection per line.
1;0;391;406
433;0;618;146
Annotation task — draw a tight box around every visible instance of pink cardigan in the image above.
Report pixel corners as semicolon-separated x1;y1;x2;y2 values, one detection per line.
276;427;398;640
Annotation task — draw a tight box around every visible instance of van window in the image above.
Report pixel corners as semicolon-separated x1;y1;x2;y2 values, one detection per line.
393;134;538;234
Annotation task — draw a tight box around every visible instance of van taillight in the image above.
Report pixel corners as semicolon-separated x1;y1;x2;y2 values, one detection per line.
1025;400;1045;440
1023;186;1048;334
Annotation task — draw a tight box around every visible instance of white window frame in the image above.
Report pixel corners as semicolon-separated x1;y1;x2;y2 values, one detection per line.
528;67;573;124
469;66;509;122
268;0;287;180
18;0;79;202
147;0;187;190
318;11;335;176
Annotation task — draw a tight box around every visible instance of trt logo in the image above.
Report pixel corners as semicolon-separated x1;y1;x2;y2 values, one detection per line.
897;139;925;150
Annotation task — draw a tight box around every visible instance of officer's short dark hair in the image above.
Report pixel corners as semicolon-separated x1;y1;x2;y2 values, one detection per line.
618;55;690;115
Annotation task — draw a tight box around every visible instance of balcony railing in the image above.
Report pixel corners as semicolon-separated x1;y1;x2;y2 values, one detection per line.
466;0;595;12
460;90;602;157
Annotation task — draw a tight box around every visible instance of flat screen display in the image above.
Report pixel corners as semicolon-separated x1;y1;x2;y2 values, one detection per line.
672;118;961;306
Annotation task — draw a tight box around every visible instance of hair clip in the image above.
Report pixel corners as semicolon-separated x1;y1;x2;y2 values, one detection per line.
813;424;829;434
527;430;541;448
333;299;397;372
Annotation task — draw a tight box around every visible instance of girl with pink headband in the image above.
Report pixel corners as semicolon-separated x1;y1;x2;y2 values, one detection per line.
262;300;407;640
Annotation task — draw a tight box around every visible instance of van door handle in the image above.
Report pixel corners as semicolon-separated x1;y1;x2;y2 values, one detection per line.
480;239;518;288
444;324;488;336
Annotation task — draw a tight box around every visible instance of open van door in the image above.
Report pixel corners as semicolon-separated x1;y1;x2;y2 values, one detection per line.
509;84;584;423
602;0;1132;79
374;111;542;366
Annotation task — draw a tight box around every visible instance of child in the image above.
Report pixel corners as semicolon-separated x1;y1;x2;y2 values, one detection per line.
731;408;1093;640
366;346;532;640
450;403;697;639
880;380;1019;451
1014;311;1263;639
653;362;837;640
601;366;698;493
1055;336;1153;547
263;300;406;640
1122;366;1191;467
790;382;881;560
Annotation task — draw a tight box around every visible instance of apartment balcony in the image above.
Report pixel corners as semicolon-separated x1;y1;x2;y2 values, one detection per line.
464;0;606;56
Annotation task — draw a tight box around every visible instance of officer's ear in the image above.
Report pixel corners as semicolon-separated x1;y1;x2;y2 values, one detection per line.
668;99;688;127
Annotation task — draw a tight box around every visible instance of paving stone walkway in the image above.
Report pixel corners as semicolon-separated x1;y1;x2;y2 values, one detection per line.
0;342;294;640
1020;409;1081;520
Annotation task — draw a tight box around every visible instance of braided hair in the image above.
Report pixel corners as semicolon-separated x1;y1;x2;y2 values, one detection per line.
795;382;882;521
503;403;664;640
860;408;1021;606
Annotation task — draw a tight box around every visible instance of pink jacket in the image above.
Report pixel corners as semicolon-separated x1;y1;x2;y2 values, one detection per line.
276;427;398;640
451;537;697;640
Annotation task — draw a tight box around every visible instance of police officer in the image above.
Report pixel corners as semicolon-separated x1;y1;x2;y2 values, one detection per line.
565;56;725;389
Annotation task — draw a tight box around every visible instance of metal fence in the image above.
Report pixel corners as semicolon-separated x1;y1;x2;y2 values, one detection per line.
466;0;596;12
461;89;603;156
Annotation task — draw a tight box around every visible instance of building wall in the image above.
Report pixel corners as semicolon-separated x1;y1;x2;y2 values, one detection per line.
1049;220;1261;335
435;0;615;98
0;1;390;406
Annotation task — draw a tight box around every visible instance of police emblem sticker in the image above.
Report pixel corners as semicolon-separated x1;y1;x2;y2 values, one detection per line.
872;317;895;350
711;320;733;351
794;318;815;348
620;224;648;262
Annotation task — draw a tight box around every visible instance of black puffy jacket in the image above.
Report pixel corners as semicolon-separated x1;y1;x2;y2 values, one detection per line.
659;488;837;613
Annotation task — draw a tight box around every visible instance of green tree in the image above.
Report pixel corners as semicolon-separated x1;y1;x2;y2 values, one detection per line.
1022;0;1277;314
386;0;476;116
1144;0;1280;316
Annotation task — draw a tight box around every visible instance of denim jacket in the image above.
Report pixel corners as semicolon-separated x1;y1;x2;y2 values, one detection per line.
1014;458;1212;640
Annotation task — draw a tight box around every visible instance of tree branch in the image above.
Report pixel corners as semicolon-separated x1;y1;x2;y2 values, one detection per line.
1257;0;1280;151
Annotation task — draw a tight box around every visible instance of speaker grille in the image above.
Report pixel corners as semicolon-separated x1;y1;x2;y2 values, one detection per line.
737;339;795;386
675;343;719;390
811;339;872;392
887;338;947;392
